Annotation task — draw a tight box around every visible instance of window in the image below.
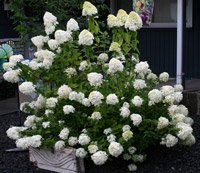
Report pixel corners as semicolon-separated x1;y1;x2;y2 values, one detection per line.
142;0;193;28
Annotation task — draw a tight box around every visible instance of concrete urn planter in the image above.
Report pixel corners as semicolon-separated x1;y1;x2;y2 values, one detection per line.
29;148;85;173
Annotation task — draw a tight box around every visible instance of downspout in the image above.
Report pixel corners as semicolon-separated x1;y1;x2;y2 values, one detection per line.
176;0;185;85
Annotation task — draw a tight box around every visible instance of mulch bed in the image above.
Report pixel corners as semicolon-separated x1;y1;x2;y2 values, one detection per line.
0;112;200;173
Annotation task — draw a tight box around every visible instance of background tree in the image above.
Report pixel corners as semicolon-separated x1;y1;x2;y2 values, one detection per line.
9;0;110;39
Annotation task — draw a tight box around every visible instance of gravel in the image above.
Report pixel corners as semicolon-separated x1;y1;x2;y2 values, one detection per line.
0;112;199;173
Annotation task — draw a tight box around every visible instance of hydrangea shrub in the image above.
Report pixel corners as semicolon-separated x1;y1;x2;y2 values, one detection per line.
4;1;195;171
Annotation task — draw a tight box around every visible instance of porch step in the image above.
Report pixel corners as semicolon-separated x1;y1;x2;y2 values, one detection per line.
182;90;200;115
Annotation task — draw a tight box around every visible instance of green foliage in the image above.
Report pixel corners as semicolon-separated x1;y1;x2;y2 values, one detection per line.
18;13;176;153
4;3;194;169
9;0;109;38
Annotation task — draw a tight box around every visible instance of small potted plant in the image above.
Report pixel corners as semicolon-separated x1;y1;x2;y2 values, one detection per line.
0;43;13;71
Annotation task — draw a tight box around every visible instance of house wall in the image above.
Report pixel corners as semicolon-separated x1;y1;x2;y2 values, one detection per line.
0;2;18;39
116;0;200;78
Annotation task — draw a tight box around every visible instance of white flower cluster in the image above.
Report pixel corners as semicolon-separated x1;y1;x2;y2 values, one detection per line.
109;42;121;53
88;144;98;154
82;98;91;107
6;127;27;140
133;79;146;90
128;146;137;155
132;154;146;163
103;128;115;143
90;112;102;120
161;134;178;147
147;73;157;80
87;72;103;86
135;61;149;75
24;115;41;128
3;62;15;71
48;39;59;50
161;85;183;105
78;133;91;145
57;85;72;99
146;82;184;106
67;18;79;31
54;140;65;150
9;54;24;65
108;58;124;74
55;30;72;44
148;89;162;105
20;102;30;113
107;14;123;28
43;11;58;35
3;69;21;83
176;122;193;140
2;55;23;76
107;9;142;31
63;105;75;115
157;117;169;129
35;94;46;109
42;122;50;129
97;53;108;63
59;128;70;140
5;55;23;69
31;35;49;50
45;109;54;116
30;49;56;70
120;102;130;118
46;97;58;108
182;134;196;146
19;82;36;95
122;129;133;141
117;9;128;25
122;125;131;132
78;29;94;46
123;153;131;161
159;72;169;82
76;148;87;158
132;96;143;107
88;91;104;106
169;106;189;124
106;94;119;105
107;134;116;143
68;137;78;146
29;101;37;110
79;60;90;71
65;67;77;77
161;86;174;96
27;60;39;70
174;84;183;92
108;142;124;157
125;11;143;31
91;151;108;165
103;128;112;135
68;91;84;103
168;105;189;117
25;13;80;72
128;164;137;172
130;114;142;126
16;135;42;149
82;1;98;16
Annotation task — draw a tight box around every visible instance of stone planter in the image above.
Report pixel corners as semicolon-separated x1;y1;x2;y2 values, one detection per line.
29;148;85;173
